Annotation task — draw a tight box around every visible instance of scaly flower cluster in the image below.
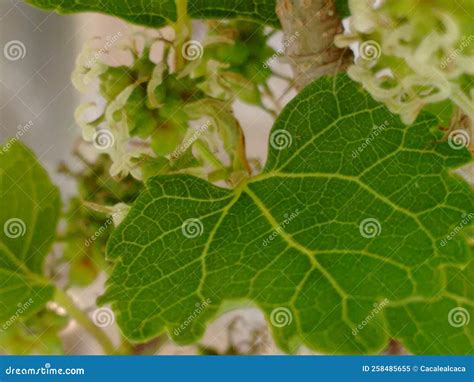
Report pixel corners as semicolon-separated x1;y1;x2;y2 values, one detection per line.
335;0;474;125
72;22;279;181
73;30;161;179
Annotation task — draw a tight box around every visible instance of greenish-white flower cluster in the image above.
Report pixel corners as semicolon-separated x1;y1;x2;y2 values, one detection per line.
336;0;474;125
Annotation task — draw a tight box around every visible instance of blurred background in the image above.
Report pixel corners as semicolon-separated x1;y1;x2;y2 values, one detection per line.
0;0;299;354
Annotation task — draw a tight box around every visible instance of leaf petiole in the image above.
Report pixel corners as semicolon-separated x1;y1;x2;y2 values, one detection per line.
54;288;117;355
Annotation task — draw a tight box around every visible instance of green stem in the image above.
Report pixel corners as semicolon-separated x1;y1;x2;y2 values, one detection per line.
54;288;117;355
174;0;191;71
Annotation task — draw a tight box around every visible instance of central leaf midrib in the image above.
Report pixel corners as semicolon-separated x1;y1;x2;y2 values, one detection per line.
243;186;348;299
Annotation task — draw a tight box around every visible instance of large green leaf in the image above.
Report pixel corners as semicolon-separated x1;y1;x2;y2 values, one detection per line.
25;0;280;27
0;142;59;324
101;74;474;354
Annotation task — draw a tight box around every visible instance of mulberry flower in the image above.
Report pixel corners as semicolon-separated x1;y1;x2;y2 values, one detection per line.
335;0;474;125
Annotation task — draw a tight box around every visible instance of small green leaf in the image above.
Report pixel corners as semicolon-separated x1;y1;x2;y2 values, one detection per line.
0;141;60;324
101;74;473;354
25;0;280;27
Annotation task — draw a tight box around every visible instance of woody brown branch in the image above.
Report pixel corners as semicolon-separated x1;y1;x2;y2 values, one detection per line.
276;0;352;90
